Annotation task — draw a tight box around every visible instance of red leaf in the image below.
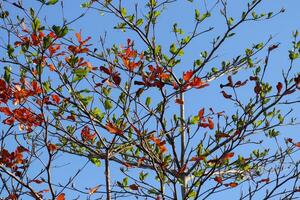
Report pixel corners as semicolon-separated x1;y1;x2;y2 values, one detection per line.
51;94;60;104
215;133;230;138
254;84;261;94
276;82;283;94
198;108;205;119
81;126;97;142
31;179;44;184
223;152;234;159
0;107;12;115
214;176;223;184
56;193;65;200
100;66;111;75
190;156;205;161
221;91;232;99
129;184;139;190
176;164;187;176
3;117;15;125
208;118;214;130
259;178;270;183
112;74;121;86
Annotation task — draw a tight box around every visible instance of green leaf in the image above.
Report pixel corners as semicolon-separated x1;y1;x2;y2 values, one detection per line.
104;100;113;110
121;7;127;16
0;11;9;18
190;116;199;125
7;44;14;58
32;18;41;32
46;0;59;5
195;9;200;21
80;95;93;107
187;190;196;198
4;66;11;83
81;2;92;8
90;157;101;167
91;107;105;121
170;43;177;54
73;68;89;82
145;97;152;107
136;18;144;26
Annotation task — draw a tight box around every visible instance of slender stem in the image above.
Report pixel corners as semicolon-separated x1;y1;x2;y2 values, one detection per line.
180;92;187;199
105;151;111;200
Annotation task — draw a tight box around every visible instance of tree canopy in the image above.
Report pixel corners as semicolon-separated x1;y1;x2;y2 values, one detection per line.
0;0;300;199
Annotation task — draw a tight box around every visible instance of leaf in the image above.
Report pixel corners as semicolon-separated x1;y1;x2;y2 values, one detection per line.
221;91;232;99
223;152;234;159
46;0;59;5
105;122;123;135
208;118;214;130
104;100;113;110
89;185;100;195
51;94;60;104
175;98;184;105
198;108;205;119
183;70;193;81
129;184;139;190
4;66;11;83
295;142;300;147
225;182;238;187
121;7;127;16
145;97;152;107
190;156;205;161
47;143;57;152
56;193;65;200
214;176;223;184
90;157;101;167
276;82;283;94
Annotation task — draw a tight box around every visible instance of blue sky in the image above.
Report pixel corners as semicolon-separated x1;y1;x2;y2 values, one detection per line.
1;0;300;199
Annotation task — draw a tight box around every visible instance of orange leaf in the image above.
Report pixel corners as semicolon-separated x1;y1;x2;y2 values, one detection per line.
56;193;65;200
89;185;100;195
129;184;139;190
49;64;55;71
105;122;123;135
190;156;205;161
75;32;82;43
295;142;300;147
183;70;193;82
228;182;238;187
175;98;184;105
176;164;187;176
47;143;57;152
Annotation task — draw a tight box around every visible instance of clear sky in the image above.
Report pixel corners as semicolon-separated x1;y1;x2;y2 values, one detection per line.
1;0;300;199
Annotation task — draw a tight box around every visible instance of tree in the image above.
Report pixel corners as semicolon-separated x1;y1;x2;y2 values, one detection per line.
0;0;299;199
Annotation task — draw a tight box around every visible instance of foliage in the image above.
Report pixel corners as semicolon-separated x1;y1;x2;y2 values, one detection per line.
0;0;299;199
